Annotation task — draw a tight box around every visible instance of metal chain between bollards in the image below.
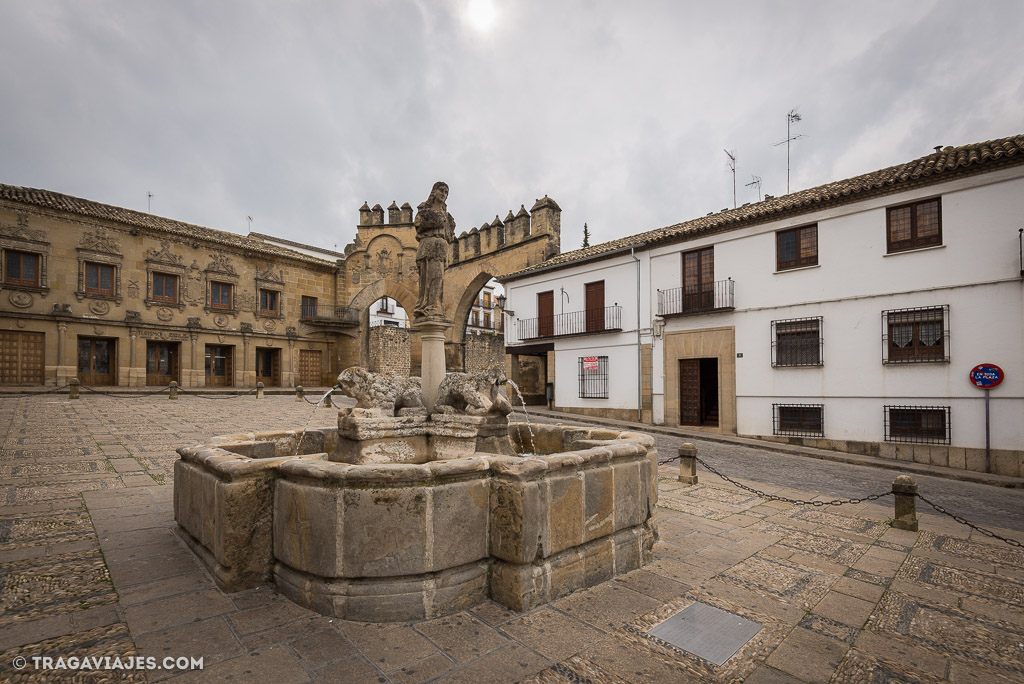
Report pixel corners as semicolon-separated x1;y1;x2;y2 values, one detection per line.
80;384;171;398
689;453;892;507
0;383;73;398
178;387;259;399
916;492;1024;548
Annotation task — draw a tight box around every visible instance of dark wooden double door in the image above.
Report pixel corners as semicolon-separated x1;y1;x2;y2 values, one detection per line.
679;358;719;427
77;337;116;386
146;342;179;386
204;345;234;387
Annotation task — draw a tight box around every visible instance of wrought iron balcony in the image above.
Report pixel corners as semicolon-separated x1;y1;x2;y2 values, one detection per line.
657;279;735;316
299;304;359;326
517;305;622;340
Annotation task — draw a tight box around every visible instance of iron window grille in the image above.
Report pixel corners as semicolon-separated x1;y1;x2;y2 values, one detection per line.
884;405;951;445
776;224;818;271
882;305;949;364
887;198;942;253
772;316;823;367
578;355;609;399
772;404;824;438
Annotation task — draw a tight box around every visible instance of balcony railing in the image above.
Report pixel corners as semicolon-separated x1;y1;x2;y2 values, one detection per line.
517;305;622;340
299;305;359;326
657;279;734;316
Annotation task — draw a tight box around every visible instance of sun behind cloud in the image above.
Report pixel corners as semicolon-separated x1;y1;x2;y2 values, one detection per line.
464;0;498;33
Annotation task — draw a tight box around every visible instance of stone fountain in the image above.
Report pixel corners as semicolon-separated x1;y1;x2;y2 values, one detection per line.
172;183;658;622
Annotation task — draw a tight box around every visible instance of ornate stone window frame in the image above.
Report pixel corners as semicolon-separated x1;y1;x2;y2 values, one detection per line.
144;241;186;310
0;220;50;296
75;230;123;303
254;264;285;320
203;254;240;318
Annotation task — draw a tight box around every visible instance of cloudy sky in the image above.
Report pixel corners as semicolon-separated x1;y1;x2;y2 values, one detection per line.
1;1;1022;255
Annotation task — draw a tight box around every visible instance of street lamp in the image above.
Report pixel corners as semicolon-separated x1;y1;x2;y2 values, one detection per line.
495;294;514;317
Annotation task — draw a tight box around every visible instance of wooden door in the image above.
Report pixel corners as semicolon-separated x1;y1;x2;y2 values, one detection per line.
298;349;321;387
256;347;281;386
584;281;605;332
0;331;44;385
146;342;179;385
538;291;554;337
77;337;115;386
682;247;714;311
678;359;700;426
204;345;233;387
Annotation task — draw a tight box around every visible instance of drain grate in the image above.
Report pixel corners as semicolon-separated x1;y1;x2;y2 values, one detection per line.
648;602;762;666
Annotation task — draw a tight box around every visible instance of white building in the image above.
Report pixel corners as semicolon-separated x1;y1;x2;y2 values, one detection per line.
501;134;1024;476
466;280;504;336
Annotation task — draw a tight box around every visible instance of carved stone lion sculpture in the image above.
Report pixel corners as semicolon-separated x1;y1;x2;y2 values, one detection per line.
335;367;426;416
434;366;512;416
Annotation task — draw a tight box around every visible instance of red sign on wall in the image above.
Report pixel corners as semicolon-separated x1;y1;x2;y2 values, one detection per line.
582;356;599;370
969;364;1004;389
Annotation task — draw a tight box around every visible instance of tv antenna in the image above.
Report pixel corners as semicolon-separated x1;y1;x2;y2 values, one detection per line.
724;149;737;208
147;191;154;213
246;215;253;232
745;175;762;202
773;108;805;194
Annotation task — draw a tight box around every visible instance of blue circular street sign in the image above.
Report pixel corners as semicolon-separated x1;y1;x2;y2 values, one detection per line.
969;364;1004;389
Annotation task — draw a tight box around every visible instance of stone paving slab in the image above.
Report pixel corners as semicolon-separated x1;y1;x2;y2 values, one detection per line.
1;395;1023;682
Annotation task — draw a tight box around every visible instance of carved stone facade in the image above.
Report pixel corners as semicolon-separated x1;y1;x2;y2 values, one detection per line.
0;182;561;387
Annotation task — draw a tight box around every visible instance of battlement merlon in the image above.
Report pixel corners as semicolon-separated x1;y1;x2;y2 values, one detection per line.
451;196;561;263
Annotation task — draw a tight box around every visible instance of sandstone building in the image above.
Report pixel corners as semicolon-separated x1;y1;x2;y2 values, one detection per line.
0;185;559;388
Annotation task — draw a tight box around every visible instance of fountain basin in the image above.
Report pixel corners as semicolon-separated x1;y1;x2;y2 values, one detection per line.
174;422;658;621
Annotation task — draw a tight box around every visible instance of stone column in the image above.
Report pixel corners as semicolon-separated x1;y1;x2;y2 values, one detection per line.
678;443;698;484
418;320;453;412
56;321;68;385
128;330;138;386
189;333;198;388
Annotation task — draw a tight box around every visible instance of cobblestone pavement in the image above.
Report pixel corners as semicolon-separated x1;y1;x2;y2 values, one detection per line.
1;394;1023;683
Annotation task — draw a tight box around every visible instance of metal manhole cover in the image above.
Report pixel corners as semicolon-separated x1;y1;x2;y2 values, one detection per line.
648;602;762;666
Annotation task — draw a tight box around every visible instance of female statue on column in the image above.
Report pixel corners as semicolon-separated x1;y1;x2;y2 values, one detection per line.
414;181;455;321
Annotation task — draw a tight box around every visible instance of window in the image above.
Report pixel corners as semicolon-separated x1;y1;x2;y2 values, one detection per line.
483;312;491;329
772;317;823;367
4;250;39;286
578;356;609;398
773;404;824;438
682;247;714;311
887;198;941;253
585;280;605;332
883;306;948;364
152;273;178;303
301;296;318;319
470;311;479;326
259;289;280;315
377;297;392;313
210;281;233;309
483;292;491;308
885;405;950;444
776;225;817;270
85;262;115;295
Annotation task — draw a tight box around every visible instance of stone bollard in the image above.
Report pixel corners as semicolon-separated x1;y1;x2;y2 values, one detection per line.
678;443;698;484
256;382;264;399
69;377;80;400
891;475;919;531
168;381;178;400
295;386;304;402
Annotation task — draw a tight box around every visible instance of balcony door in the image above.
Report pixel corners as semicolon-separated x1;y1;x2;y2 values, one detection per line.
682;247;714;311
584;281;605;332
538;291;554;338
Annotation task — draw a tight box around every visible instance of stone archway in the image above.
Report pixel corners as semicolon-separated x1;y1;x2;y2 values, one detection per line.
337;192;561;376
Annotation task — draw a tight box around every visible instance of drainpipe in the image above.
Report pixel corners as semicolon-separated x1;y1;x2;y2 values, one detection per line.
632;247;642;422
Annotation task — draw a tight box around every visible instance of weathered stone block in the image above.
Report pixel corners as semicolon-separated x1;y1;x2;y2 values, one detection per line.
894;444;914;462
430;478;489;571
489;478;547;564
613;461;643;530
273;480;343;577
546;474;584;555
342;487;428;577
582;537;614;587
947;446;966;470
912;445;930;464
965;448;987;473
993;450;1019;477
546;549;584;601
490;560;545;612
612;526;642;575
428;561;490;617
583;466;614;542
929;446;949;467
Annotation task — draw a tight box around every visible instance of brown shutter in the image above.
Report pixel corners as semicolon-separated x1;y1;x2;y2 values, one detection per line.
538;291;554;337
585;281;605;332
